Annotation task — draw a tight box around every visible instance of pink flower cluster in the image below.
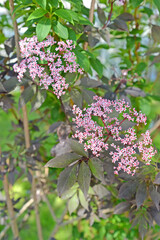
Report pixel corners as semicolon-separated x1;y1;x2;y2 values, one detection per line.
115;0;125;6
72;96;156;175
13;35;83;98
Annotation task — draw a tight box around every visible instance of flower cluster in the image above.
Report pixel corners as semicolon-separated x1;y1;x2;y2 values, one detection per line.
72;96;156;175
13;35;83;98
115;0;125;6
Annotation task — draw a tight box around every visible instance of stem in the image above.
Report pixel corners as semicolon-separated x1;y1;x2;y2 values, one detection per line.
0;148;19;239
3;174;20;239
9;1;43;239
134;7;140;63
83;0;96;50
102;0;115;29
100;116;110;134
0;197;34;239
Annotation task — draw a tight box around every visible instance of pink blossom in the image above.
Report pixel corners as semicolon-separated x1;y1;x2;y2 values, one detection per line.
115;0;125;6
72;96;156;175
13;36;83;98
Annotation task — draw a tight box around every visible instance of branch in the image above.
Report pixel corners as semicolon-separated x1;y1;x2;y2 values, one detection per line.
0;199;34;239
102;0;115;29
83;0;96;50
9;1;43;239
49;214;87;239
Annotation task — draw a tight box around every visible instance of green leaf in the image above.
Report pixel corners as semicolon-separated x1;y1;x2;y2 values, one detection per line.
78;15;92;26
48;0;58;8
68;139;88;157
79;189;88;210
31;89;46;112
153;0;160;12
89;58;103;78
61;183;78;200
68;28;77;41
53;21;68;39
27;8;47;21
36;17;51;41
135;62;147;75
45;152;81;168
74;50;90;72
54;9;73;23
36;0;46;9
57;164;78;196
88;158;104;182
68;193;79;214
78;161;91;198
130;0;143;8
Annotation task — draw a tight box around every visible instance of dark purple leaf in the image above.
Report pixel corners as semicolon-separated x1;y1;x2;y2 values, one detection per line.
114;202;131;214
2;77;19;93
151;24;160;43
97;5;106;24
154;172;160;185
88;33;99;47
77;77;101;88
82;89;96;104
139;216;148;240
149;185;160;211
136;181;147;208
93;184;110;199
68;139;88;157
88;157;105;182
45;152;81;168
78;161;91;198
70;88;83;109
57;164;78;197
31;89;46;112
48;121;63;134
119;181;138;200
0;95;14;112
148;206;160;226
117;13;134;21
109;19;129;32
125;87;146;97
19;86;35;108
4;36;15;55
0;82;7;94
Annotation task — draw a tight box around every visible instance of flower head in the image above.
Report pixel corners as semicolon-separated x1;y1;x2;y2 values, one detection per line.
72;96;156;175
115;0;125;6
13;36;83;98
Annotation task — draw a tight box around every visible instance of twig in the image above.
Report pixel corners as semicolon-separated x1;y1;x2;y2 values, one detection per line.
9;1;43;239
3;172;20;239
49;214;87;239
0;146;20;239
83;0;96;50
102;0;115;29
0;199;34;239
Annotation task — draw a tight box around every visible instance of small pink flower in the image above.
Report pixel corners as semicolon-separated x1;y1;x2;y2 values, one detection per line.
13;36;83;98
72;96;156;175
